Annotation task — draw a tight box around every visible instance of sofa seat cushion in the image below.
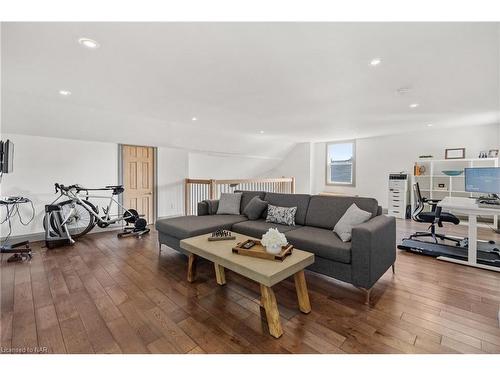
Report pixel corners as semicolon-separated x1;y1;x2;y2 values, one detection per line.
232;219;300;239
155;215;248;240
285;226;351;264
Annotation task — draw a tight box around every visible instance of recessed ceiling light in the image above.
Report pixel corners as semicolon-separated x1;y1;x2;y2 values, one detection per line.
78;38;100;49
259;130;265;134
369;58;382;66
59;90;71;96
409;103;419;108
427;124;433;127
191;117;197;121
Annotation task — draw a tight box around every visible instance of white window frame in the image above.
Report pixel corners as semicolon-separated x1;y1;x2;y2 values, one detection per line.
325;140;356;187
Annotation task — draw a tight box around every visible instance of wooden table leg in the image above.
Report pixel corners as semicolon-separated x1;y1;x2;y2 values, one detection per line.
260;284;283;338
214;263;226;285
293;270;311;314
187;254;197;283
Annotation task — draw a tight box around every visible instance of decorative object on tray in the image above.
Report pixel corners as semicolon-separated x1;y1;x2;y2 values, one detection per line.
232;238;293;261
208;229;236;241
418;155;433;159
445;148;465;160
261;228;289;254
441;170;463;176
488;149;499;158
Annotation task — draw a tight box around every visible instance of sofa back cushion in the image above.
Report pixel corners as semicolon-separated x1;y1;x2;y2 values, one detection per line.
235;190;267;213
263;192;311;225
305;195;379;230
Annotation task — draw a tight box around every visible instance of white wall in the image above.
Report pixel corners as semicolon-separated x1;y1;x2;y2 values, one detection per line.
157;147;189;218
311;124;500;208
0;133;118;237
188;152;281;179
264;142;313;194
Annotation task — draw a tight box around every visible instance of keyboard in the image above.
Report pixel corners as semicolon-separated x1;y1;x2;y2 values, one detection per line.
478;201;500;209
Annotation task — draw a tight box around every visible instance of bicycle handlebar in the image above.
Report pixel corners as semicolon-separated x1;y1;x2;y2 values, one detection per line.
54;183;78;193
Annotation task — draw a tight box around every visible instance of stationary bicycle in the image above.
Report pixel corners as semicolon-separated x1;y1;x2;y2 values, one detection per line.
44;183;149;247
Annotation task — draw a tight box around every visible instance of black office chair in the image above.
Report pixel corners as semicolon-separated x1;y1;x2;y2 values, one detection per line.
410;183;461;245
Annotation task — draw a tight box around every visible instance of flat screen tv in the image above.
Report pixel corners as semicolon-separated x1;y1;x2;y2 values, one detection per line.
0;139;14;173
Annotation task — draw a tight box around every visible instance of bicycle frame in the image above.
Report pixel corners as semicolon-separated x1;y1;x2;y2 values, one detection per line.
51;187;135;226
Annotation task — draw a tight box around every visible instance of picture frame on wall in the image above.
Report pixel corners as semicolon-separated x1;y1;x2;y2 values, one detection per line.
488;149;499;158
445;148;466;159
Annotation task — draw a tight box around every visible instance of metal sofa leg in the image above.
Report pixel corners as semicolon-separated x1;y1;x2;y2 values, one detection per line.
392;263;395;274
158;242;162;253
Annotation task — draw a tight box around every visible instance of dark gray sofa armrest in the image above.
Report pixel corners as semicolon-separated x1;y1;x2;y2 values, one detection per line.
197;199;219;216
350;215;396;289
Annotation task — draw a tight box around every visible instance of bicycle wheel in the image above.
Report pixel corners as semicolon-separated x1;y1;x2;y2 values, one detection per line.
50;200;97;238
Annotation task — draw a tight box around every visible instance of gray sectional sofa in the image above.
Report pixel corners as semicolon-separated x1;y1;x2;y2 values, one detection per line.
155;191;396;303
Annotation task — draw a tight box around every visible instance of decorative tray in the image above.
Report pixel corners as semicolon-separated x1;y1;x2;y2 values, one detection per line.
232;239;293;262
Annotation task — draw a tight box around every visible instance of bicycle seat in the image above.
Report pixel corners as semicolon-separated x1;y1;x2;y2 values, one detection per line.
105;185;124;195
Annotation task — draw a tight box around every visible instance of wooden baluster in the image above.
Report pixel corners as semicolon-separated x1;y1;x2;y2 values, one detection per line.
184;179;189;215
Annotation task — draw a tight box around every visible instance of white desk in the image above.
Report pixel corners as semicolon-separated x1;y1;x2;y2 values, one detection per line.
438;196;500;272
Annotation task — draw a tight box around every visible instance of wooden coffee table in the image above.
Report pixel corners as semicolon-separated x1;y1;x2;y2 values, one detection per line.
180;232;315;338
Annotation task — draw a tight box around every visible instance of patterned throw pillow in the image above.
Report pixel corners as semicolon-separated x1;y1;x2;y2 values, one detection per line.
266;204;297;226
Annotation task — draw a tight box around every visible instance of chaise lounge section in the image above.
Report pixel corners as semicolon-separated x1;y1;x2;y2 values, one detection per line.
156;190;396;303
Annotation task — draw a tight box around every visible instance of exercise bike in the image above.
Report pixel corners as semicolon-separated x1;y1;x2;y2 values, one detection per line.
44;183;149;247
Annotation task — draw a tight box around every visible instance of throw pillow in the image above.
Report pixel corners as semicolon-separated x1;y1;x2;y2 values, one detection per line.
266;204;297;226
334;203;372;242
216;193;243;215
243;196;268;220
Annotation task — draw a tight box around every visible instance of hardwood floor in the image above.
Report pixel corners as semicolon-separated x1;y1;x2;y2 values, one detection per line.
1;219;500;354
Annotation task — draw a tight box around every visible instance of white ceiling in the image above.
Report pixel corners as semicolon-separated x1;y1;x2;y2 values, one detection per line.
1;22;499;158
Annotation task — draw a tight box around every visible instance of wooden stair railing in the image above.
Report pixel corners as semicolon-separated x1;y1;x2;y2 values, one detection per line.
184;177;295;215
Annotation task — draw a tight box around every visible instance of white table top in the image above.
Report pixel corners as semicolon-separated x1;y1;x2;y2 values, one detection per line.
438;196;500;215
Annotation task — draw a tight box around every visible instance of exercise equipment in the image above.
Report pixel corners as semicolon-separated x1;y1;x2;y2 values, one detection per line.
398;238;500;267
117;217;150;238
44;204;74;248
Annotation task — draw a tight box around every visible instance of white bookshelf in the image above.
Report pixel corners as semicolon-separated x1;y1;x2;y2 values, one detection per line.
411;157;499;228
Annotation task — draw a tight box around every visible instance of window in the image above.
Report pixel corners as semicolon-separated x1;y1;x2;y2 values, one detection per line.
326;140;356;186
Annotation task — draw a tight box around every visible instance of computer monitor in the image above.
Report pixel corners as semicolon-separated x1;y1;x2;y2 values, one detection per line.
465;167;500;195
0;139;14;173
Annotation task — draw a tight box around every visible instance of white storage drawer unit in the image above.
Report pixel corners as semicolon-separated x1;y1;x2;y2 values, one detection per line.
388;173;409;219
